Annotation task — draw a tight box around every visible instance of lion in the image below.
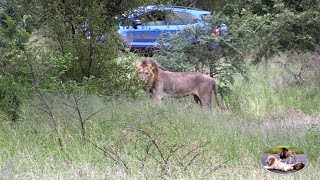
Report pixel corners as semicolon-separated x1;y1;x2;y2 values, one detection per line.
136;60;222;109
264;155;294;171
277;148;297;164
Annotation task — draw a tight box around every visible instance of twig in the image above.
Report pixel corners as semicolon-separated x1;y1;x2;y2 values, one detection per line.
84;107;107;123
63;93;106;140
84;137;129;171
139;129;167;165
201;157;234;178
181;141;210;161
26;50;64;151
184;152;201;171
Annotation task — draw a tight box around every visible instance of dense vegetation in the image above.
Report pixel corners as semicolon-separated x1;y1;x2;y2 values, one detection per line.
1;0;319;179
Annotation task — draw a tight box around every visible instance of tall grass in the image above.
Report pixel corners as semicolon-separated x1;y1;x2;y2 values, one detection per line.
227;62;320;118
0;60;319;179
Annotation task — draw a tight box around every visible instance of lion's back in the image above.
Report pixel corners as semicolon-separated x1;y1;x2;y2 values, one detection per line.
157;71;214;95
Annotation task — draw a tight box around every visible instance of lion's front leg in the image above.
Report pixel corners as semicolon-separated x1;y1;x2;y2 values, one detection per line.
149;89;163;103
154;95;162;102
263;166;274;170
150;94;162;105
153;90;163;101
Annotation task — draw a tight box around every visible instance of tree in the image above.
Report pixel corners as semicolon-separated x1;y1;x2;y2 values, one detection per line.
155;13;247;100
0;1;31;121
221;0;320;64
15;0;174;90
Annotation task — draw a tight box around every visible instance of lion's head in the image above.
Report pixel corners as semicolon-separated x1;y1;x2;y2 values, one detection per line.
293;162;305;170
266;156;276;166
277;148;288;157
136;60;159;85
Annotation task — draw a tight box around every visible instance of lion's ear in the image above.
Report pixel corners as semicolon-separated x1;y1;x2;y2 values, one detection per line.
266;159;270;166
145;63;154;72
150;62;160;71
270;157;275;165
266;156;275;166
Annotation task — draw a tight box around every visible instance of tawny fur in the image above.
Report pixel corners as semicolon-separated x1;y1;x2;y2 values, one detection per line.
292;162;305;171
277;148;297;164
264;155;294;171
136;60;221;109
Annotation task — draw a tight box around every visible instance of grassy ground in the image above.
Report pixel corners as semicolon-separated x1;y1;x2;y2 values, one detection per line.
0;62;319;179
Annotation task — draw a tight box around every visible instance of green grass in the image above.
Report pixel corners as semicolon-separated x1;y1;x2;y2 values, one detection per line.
0;62;319;179
227;63;320;118
264;146;304;154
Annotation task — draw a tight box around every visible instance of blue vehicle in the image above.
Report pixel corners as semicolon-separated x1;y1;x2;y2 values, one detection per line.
118;6;227;52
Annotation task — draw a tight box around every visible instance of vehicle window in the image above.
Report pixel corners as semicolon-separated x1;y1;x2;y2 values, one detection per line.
140;10;166;26
166;12;197;25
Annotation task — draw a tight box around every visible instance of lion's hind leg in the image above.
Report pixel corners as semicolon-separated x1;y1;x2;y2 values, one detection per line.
193;94;202;106
199;94;212;109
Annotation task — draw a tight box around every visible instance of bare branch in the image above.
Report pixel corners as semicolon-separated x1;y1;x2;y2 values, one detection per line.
84;107;107;123
201;157;233;178
181;141;210;161
62;100;76;109
26;51;64;151
84;137;129;171
139;129;167;165
183;152;201;171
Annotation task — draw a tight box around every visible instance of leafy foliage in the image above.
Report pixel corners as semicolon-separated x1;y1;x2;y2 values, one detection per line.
222;0;320;64
0;4;32;121
155;14;247;98
1;0;320;121
0;1;320;178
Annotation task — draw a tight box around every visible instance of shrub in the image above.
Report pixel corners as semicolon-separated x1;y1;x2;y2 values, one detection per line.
155;14;247;100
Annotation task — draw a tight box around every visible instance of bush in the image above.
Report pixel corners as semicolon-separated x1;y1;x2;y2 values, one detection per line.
155;14;247;100
77;54;143;98
0;77;29;121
